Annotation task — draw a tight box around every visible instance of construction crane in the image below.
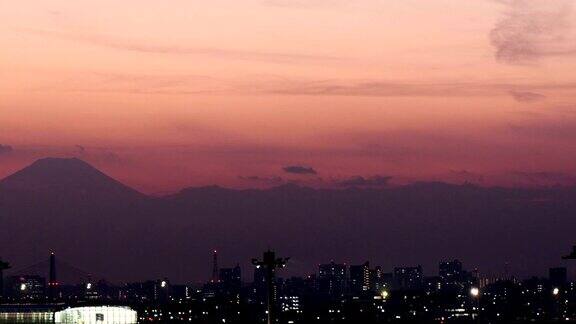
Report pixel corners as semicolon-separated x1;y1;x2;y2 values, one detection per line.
562;245;576;260
0;258;10;301
252;250;289;324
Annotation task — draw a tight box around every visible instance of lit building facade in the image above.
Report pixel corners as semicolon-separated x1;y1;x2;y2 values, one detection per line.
54;306;137;324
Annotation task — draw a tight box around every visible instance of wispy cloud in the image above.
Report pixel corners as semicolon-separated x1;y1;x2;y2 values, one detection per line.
33;71;230;95
490;0;576;64
283;165;317;175
263;78;576;98
509;90;546;103
334;175;392;187
263;0;350;9
267;79;495;97
508;171;576;186
508;115;576;139
19;67;576;98
449;170;485;184
238;175;284;185
16;28;343;64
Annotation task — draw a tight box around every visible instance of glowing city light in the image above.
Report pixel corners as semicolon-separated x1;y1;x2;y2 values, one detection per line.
470;287;479;297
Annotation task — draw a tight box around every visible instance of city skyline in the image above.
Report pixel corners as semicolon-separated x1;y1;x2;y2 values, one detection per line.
4;249;568;286
2;249;576;323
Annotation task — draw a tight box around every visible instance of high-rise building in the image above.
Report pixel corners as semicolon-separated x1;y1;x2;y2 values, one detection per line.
304;274;318;294
154;278;171;302
171;285;190;300
394;266;423;290
549;267;567;286
252;266;268;303
318;262;347;297
349;262;370;294
0;258;10;302
281;276;309;297
381;272;394;291
253;266;266;287
370;266;387;292
439;259;463;283
219;264;242;295
119;281;165;302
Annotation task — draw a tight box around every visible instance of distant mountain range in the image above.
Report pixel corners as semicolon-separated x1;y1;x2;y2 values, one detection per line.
1;157;575;283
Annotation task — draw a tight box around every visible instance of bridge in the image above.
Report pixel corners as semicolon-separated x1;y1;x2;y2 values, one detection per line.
0;252;102;303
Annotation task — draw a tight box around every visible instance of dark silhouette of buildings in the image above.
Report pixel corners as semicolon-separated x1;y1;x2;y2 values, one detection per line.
439;259;463;283
394;266;423;290
349;261;370;294
0;258;9;302
550;267;567;287
318;262;346;298
6;275;46;301
563;246;576;260
219;264;241;297
2;250;576;323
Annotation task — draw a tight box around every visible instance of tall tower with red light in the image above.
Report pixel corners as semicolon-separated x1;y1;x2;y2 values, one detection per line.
48;252;58;301
212;250;219;283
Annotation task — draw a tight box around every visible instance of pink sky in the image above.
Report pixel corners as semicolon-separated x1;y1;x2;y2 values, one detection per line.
1;0;576;193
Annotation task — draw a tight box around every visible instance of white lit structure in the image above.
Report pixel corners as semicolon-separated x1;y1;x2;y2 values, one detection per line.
55;306;137;324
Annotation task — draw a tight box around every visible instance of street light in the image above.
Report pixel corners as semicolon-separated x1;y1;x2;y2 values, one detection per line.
470;287;480;323
553;287;560;296
380;290;389;299
470;287;480;297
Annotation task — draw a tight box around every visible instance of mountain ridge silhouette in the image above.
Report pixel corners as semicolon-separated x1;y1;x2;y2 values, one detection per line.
0;157;574;283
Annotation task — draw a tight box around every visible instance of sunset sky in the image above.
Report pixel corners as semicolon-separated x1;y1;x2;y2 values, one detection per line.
1;0;576;193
